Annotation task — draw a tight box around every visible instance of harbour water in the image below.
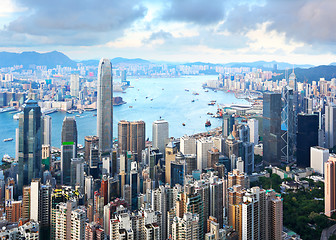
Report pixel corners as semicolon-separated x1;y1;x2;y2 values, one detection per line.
0;75;247;158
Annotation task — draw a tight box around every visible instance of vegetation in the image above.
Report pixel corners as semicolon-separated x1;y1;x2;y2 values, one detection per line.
250;173;282;192
283;181;335;240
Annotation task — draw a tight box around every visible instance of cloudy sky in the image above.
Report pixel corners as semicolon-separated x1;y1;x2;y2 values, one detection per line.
0;0;335;65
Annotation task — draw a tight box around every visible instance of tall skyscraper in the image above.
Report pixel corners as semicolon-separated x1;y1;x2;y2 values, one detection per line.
97;58;113;154
325;155;336;217
296;114;318;168
247;118;258;145
152;119;169;154
263;92;282;166
118;120;145;161
42;115;52;145
17;99;43;192
196;138;213;170
70;74;80;98
61;117;77;185
325;104;336;148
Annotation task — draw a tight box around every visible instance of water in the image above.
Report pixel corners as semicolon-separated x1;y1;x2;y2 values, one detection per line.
0;75;247;158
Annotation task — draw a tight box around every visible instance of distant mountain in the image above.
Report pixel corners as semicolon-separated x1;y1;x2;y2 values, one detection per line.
222;61;313;70
271;65;336;83
0;51;77;68
80;57;151;66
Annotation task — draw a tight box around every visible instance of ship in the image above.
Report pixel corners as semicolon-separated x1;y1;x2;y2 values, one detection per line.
205;120;211;127
192;92;199;95
205;89;209;92
182;123;185;126
191;100;195;103
185;89;189;92
0;107;16;113
207;112;213;115
3;138;13;142
42;108;57;115
129;106;133;108
13;113;21;120
2;154;15;163
208;102;216;106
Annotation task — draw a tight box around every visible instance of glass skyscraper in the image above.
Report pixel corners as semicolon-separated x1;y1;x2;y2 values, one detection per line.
18;99;42;192
97;58;113;154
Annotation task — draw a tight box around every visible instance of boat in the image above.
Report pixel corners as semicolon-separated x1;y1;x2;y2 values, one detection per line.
93;114;97;116
192;92;199;95
182;123;185;126
2;154;15;163
13;113;21;120
207;112;213;115
150;98;153;101
146;96;148;99
205;89;209;92
76;115;80;117
0;107;16;113
185;89;189;92
191;100;195;103
129;106;133;108
42;108;57;115
205;120;211;127
162;88;164;90
3;138;13;142
208;102;216;106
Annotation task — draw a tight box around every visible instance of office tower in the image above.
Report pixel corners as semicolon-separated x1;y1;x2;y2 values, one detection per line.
266;190;283;240
70;74;80;98
209;178;224;228
17;99;43;192
310;146;329;175
180;135;196;155
207;147;219;168
172;213;200;240
22;186;31;219
118;120;145;161
85;175;94;200
42;115;52;145
165;141;178;184
121;70;127;82
296;114;318;168
84;136;99;163
263;92;282;166
247;118;258;145
71;158;84;190
325;104;336;148
223;114;235;137
185;154;197;175
281;86;295;163
303;97;313;114
225;135;241;170
171;160;185;187
30;179;40;222
89;145;100;178
152;185;168;239
152;119;169;154
197;138;213;171
130;162;140;211
325;155;336;217
97;58;113;154
241;142;254;174
61;117;78;185
213;136;225;153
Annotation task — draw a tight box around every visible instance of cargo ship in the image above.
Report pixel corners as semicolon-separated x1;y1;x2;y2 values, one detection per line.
205;120;211;127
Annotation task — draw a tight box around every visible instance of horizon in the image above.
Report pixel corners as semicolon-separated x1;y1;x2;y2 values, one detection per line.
0;0;336;65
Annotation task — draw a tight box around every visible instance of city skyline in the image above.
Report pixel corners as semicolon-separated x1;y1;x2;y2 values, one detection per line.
0;0;335;65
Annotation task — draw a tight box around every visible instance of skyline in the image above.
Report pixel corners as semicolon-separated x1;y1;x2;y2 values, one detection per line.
0;0;335;65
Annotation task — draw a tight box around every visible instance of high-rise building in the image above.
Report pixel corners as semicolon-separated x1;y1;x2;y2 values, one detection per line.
152;119;169;154
172;213;200;240
197;138;213;171
180;135;196;155
223;114;235;138
247;118;258;145
325;104;336;148
22;186;31;220
325;155;336;217
17;99;43;192
296;114;318;168
97;58;113;154
71;158;84;190
70;74;80;98
263;92;282;166
310;146;329;175
118;120;145;161
266;190;283;240
84;136;99;163
42;115;52;145
165;141;178;185
61;117;78;185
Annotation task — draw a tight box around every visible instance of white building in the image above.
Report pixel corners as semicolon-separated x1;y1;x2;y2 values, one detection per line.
152;120;169;154
196;138;213;170
180;135;196;155
310;146;329;175
70;208;86;240
248;119;258;145
70;74;80;98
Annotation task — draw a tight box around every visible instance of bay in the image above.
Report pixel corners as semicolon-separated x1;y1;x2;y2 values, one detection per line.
0;75;247;158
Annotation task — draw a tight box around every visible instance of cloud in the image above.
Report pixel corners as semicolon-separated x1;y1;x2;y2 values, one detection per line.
0;0;147;45
161;0;227;24
143;30;173;44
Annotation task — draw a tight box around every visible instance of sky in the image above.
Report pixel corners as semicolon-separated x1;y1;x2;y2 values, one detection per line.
0;0;336;65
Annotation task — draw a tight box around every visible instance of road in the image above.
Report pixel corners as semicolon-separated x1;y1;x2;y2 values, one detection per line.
321;223;336;240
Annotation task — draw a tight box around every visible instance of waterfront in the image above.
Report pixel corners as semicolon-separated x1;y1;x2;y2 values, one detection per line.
0;75;247;158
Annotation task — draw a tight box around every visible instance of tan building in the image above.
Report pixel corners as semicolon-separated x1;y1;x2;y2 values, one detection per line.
118;120;145;161
325;155;336;217
165;141;178;185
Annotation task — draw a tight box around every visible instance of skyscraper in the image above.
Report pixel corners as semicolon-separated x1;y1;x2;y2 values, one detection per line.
296;114;318;168
325;104;336;148
152;119;169;154
70;74;80;98
17;99;43;192
42;115;52;145
263;92;282;166
325;155;336;217
61;117;77;185
97;58;113;154
247;118;258;145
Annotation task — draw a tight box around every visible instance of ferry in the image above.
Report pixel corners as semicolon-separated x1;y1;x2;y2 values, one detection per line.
42;108;57;115
208;102;216;106
129;106;133;108
205;89;209;92
192;92;199;95
0;107;16;113
2;154;15;163
3;138;13;142
205;120;211;127
185;89;189;92
13;113;21;120
76;115;80;117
